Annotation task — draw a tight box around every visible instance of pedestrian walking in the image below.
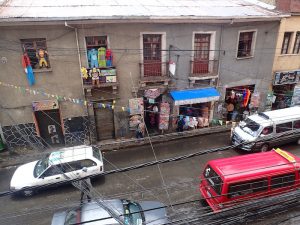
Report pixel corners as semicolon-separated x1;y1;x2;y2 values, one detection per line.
136;121;145;139
79;176;92;203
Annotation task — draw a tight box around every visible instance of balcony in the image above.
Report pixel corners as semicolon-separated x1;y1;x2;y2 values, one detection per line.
190;59;219;78
82;67;118;88
139;62;170;88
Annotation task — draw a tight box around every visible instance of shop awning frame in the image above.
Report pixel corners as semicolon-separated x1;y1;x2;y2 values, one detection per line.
170;87;220;106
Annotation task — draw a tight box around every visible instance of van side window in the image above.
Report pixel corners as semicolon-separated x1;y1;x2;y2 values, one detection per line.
228;179;268;198
293;120;300;129
276;122;293;133
271;173;295;189
261;126;273;135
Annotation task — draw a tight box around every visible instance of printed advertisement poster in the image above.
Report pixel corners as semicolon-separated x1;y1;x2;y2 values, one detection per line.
159;102;170;130
129;98;144;115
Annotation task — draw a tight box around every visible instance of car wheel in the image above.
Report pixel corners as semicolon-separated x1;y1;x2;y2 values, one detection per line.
23;188;34;197
260;144;269;152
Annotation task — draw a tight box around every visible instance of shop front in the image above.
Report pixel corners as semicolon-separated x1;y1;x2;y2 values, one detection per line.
223;85;255;122
272;70;300;110
170;87;220;130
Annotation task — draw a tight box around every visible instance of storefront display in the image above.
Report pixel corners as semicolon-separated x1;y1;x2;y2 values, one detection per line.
129;98;144;130
158;102;170;130
224;85;255;122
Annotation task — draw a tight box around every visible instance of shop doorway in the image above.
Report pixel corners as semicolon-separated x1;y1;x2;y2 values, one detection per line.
144;96;161;134
34;109;65;146
94;102;115;141
272;84;295;110
225;85;255;122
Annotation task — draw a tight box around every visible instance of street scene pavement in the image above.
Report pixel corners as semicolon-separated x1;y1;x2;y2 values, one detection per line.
0;131;300;225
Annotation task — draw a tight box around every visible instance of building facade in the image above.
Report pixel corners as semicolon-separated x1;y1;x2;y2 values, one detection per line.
0;0;284;148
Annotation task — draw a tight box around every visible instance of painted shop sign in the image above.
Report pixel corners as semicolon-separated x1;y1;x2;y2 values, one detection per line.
32;100;59;111
274;70;300;85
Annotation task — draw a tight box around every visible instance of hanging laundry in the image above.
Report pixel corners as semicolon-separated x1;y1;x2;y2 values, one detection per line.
243;89;251;107
87;49;99;68
98;47;106;67
106;49;113;67
21;53;35;86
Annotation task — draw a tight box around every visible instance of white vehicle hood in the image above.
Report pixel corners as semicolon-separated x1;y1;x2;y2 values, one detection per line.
10;161;38;189
234;126;256;142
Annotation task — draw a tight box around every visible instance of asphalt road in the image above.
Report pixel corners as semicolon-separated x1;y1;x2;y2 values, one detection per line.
0;131;299;225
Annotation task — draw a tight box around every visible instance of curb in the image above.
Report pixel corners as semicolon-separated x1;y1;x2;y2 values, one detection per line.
0;126;231;169
98;126;231;152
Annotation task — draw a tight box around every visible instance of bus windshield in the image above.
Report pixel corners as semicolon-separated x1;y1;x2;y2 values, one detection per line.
240;118;261;137
203;165;223;195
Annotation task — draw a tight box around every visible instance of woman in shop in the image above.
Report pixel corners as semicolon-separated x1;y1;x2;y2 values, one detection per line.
226;101;234;121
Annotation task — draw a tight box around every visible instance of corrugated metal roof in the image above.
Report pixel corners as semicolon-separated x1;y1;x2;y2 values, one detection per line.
0;0;284;22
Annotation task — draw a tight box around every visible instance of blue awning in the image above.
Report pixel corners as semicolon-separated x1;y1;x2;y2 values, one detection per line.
170;87;220;105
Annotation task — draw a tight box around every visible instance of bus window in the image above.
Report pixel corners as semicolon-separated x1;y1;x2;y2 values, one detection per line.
293;120;300;129
271;173;295;189
228;179;268;198
276;122;293;133
203;166;222;195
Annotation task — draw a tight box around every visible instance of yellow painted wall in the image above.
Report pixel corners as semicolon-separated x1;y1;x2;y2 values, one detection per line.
273;16;300;73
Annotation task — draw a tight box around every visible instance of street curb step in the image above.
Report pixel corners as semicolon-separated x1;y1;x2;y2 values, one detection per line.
98;126;231;152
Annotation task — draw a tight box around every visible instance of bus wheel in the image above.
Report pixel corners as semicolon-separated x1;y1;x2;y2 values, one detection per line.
260;144;269;152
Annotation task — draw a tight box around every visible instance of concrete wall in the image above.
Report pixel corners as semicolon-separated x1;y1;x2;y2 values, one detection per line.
218;21;280;109
0;25;86;126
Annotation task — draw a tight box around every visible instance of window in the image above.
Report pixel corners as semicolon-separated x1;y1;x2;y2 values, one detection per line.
281;32;292;54
293;120;300;129
237;31;255;58
80;159;96;168
85;36;108;68
271;173;295;189
261;126;273;135
143;34;162;61
228;179;268;198
43;166;62;177
276;122;293;133
203;165;223;195
21;38;50;69
293;32;300;54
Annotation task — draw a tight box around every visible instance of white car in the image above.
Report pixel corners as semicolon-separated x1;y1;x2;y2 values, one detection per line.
10;145;104;196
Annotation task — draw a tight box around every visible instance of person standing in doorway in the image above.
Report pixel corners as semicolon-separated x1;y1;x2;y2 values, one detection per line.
226;102;234;121
136;121;145;139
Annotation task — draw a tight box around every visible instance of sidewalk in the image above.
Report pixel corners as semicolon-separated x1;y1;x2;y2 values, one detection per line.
0;125;230;168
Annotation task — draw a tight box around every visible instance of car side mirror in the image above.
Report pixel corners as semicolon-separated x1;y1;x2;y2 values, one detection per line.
82;167;87;172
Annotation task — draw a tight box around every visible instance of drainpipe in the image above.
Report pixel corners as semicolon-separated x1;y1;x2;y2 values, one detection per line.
65;21;92;144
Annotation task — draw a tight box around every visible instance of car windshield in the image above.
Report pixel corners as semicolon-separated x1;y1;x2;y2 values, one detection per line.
240;118;261;137
33;154;50;178
65;208;80;225
123;201;143;225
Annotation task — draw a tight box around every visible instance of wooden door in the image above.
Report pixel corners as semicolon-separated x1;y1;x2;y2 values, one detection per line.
94;105;115;141
143;34;162;77
193;34;210;74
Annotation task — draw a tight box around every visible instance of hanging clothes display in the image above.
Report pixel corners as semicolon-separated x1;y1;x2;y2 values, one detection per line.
87;49;99;68
22;53;35;86
98;47;106;67
106;49;113;67
243;89;251;107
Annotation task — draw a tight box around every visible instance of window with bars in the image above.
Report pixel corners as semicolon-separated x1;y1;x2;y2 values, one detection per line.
21;38;50;69
293;32;300;54
237;31;255;58
143;34;162;61
281;32;292;54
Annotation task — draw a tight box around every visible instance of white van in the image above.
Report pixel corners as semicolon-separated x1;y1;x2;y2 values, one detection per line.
10;145;104;196
231;106;300;152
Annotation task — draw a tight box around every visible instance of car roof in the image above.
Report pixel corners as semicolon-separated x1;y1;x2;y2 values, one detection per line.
209;150;300;183
48;145;94;165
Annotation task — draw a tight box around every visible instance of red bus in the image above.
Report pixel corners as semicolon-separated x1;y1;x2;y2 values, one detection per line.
199;148;300;212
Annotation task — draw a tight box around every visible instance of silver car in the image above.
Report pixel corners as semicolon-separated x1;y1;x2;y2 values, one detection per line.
51;199;169;225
